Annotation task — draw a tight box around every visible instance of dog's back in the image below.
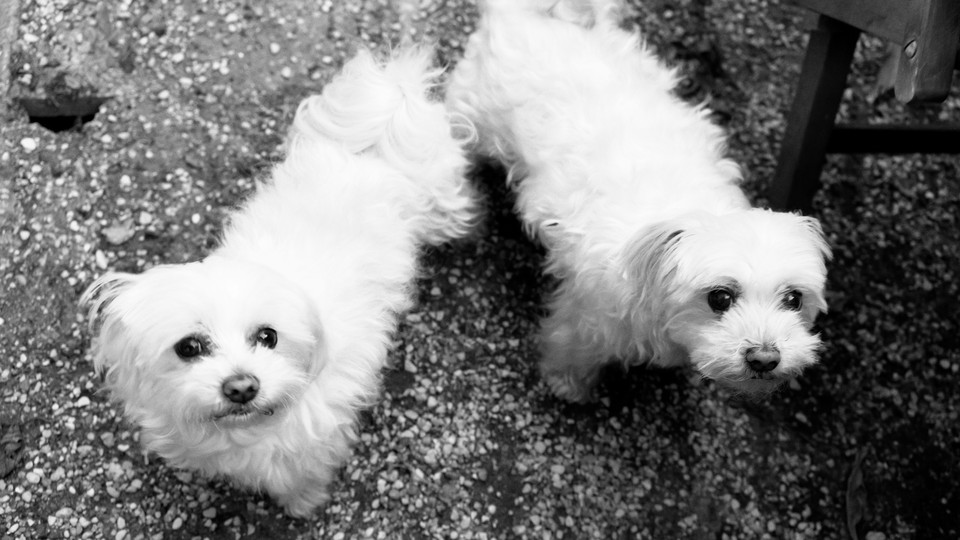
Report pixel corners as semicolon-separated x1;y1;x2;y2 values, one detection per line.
447;0;744;244
291;47;478;245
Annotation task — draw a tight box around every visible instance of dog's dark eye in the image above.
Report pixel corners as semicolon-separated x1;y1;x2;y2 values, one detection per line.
783;290;803;311
255;327;278;349
174;336;206;360
707;288;735;313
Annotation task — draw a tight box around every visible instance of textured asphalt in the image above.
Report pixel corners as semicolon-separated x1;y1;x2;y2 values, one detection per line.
1;0;958;538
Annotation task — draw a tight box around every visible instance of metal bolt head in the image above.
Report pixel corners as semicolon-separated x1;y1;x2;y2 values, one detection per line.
904;40;918;58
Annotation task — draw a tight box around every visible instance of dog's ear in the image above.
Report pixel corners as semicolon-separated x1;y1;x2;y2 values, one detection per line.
796;215;832;263
793;214;832;316
80;273;140;379
620;219;688;291
619;219;693;360
304;304;330;379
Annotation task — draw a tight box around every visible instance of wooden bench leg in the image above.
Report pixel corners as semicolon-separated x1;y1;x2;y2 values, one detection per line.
768;15;861;213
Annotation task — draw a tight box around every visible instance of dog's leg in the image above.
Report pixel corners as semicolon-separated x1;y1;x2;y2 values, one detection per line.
274;477;333;518
277;489;331;519
539;349;606;403
538;302;608;403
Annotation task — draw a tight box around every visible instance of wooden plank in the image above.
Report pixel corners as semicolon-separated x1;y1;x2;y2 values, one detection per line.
786;0;915;43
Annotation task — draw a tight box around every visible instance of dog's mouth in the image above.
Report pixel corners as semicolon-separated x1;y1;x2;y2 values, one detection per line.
719;372;785;397
747;371;780;381
212;404;277;422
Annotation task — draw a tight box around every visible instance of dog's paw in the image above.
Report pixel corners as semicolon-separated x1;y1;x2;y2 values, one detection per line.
542;369;596;403
278;489;330;519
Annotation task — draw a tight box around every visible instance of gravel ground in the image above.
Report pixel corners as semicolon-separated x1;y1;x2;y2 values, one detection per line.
1;0;958;538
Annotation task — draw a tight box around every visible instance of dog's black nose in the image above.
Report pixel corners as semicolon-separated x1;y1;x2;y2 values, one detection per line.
745;346;780;373
221;374;260;404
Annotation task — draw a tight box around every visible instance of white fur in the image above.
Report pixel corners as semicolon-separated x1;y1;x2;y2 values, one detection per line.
447;0;831;401
82;47;477;516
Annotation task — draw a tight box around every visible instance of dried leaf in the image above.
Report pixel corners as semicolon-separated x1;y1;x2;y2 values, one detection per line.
0;420;25;479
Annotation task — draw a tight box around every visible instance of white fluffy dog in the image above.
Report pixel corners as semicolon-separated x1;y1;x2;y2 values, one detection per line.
81;47;476;516
447;0;831;402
